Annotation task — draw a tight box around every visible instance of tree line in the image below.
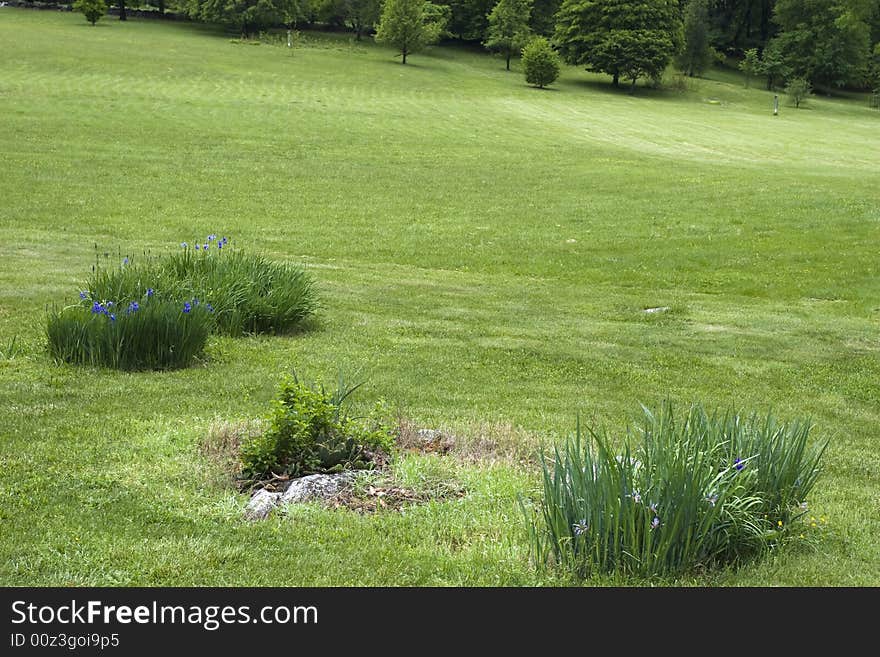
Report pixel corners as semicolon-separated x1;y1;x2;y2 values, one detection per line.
64;0;880;92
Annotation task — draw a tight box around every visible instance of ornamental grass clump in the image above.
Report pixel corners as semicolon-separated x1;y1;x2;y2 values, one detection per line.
47;291;212;370
524;403;827;578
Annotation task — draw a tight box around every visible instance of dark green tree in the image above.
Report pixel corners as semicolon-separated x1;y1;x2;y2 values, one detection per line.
738;47;761;87
522;35;560;86
676;0;715;77
374;0;448;63
446;0;495;40
189;0;301;37
707;0;777;54
554;0;682;89
484;0;533;70
768;0;872;88
74;0;107;24
344;0;381;38
529;0;560;35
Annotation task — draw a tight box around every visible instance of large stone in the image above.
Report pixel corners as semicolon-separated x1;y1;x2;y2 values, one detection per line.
279;472;356;504
244;488;281;521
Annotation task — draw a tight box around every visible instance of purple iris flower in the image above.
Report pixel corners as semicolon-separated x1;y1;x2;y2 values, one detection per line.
183;302;192;314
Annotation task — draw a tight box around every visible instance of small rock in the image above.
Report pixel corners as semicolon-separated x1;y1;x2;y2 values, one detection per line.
642;306;670;314
279;472;356;504
244;489;281;521
415;429;456;453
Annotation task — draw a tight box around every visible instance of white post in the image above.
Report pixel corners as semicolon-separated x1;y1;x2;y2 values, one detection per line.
287;29;292;48
773;95;779;115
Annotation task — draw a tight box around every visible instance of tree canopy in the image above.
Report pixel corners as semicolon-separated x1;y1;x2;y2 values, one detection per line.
554;0;682;88
767;0;873;88
188;0;302;37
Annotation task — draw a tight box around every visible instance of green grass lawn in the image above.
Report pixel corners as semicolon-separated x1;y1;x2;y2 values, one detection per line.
1;9;878;586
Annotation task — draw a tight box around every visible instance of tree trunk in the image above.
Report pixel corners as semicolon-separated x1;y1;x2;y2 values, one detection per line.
158;0;165;15
630;77;637;94
612;72;619;87
118;0;126;20
402;49;407;64
506;51;511;71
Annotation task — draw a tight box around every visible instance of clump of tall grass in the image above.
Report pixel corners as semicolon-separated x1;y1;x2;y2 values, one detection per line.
524;403;827;578
47;294;212;370
85;236;318;336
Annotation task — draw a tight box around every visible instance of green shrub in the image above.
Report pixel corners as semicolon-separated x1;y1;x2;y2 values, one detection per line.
85;237;318;336
785;78;811;108
74;0;107;25
522;37;560;89
524;403;827;578
240;375;396;481
47;294;212;370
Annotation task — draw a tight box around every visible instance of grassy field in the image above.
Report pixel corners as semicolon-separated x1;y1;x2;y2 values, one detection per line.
1;9;878;586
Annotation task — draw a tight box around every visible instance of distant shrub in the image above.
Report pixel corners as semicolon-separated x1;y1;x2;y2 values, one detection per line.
47;294;212;370
522;37;560;89
785;78;811;108
74;0;107;25
524;403;827;578
86;237;318;336
240;375;396;482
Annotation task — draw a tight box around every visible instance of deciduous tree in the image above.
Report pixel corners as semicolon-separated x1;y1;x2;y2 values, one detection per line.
554;0;682;89
374;0;448;64
768;0;871;88
484;0;533;70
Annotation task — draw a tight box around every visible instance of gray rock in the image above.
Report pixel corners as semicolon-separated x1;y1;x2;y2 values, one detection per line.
415;429;456;452
279;472;356;504
244;488;281;521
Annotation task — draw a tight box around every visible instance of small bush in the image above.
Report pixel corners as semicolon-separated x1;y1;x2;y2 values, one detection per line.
85;237;318;336
47;294;212;370
74;0;107;25
240;374;396;482
524;403;827;578
785;78;811;108
522;37;560;89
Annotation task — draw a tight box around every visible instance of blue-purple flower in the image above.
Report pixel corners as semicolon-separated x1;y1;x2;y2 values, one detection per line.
146;288;154;298
195;244;201;250
181;242;188;248
705;494;718;507
734;458;745;471
205;303;214;313
79;291;88;300
651;517;660;530
122;257;129;266
207;234;217;241
573;520;589;536
128;301;139;314
91;301;103;314
109;313;116;321
183;302;192;314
